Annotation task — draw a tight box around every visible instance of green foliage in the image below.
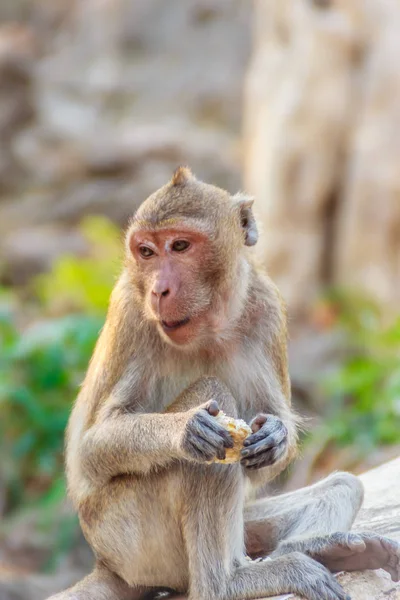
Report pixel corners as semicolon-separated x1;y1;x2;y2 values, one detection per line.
35;216;122;314
319;290;400;450
0;216;121;517
0;312;104;509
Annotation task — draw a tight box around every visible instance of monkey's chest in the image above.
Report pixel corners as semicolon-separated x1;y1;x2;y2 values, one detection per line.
147;369;207;412
147;359;256;420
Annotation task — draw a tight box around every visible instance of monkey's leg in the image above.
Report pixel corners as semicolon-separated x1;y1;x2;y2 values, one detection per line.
245;471;364;556
182;464;348;600
271;532;400;582
47;563;153;600
245;471;400;581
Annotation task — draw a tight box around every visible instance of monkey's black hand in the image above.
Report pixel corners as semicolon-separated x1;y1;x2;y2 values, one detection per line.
181;400;234;462
240;413;288;470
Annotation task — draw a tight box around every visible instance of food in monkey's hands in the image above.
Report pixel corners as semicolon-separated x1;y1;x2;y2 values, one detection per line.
212;410;252;464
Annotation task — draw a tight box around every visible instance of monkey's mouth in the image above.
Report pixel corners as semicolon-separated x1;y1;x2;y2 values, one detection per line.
161;317;190;332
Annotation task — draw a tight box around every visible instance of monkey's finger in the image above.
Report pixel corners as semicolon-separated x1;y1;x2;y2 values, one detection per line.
314;580;349;600
381;536;400;553
205;399;220;417
189;418;231;457
385;544;400;581
241;428;287;458
241;440;286;468
187;436;214;461
245;422;287;448
185;432;218;462
250;413;268;433
241;455;268;468
196;412;234;448
311;572;350;600
196;425;230;454
381;536;400;563
322;532;366;555
324;580;351;600
216;446;226;461
308;583;344;600
195;415;234;449
243;418;286;447
241;436;278;457
344;533;367;553
381;538;400;581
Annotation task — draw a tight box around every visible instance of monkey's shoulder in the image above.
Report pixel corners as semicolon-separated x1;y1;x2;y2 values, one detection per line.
243;268;287;334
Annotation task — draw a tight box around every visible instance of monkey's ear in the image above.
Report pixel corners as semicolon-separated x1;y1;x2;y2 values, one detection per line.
233;194;258;246
171;166;194;186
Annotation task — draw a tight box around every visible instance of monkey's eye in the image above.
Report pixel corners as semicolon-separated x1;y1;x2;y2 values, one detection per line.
139;246;155;258
172;240;190;252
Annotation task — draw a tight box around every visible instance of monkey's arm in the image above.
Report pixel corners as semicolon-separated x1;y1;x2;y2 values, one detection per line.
67;288;185;482
241;284;299;487
76;377;234;484
242;396;299;487
79;408;189;482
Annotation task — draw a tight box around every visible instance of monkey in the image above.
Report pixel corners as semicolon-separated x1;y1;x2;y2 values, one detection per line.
48;167;400;600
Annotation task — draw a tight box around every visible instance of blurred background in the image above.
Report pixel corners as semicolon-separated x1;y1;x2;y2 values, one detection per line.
0;1;399;598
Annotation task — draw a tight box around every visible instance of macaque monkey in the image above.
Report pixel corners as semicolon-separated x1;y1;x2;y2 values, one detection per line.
49;168;400;600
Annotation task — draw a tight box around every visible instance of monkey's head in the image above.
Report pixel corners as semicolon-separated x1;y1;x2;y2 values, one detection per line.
126;167;258;348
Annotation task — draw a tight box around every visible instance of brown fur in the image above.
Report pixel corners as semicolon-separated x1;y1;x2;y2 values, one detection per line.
48;171;391;600
171;165;193;186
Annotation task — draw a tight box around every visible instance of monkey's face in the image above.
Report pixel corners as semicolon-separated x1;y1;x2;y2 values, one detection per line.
129;226;220;347
126;167;259;348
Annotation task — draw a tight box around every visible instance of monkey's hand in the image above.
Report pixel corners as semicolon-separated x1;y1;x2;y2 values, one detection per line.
240;413;288;470
180;400;234;463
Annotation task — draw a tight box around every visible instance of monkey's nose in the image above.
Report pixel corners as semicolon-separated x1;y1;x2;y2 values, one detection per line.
152;286;170;298
151;281;172;315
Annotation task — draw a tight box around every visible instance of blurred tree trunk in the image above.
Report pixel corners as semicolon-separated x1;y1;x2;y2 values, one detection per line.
244;0;400;319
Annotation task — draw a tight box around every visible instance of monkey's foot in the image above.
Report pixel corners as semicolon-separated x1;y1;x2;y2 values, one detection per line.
276;532;400;582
